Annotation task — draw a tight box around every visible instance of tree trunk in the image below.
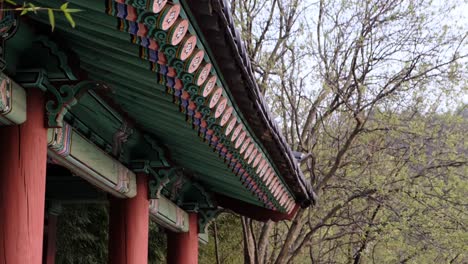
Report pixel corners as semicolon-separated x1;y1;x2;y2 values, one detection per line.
214;220;221;264
242;217;256;264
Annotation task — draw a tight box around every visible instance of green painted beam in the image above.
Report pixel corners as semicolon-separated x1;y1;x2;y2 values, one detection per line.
48;123;137;198
150;197;189;233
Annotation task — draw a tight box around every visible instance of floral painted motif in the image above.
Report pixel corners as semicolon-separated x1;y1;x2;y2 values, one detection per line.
112;121;133;158
202;75;217;97
235;131;246;149
0;76;12;115
152;0;167;13
175;207;185;229
220;106;233;126
162;4;180;30
48;124;73;157
214;97;227;118
149;199;159;215
170;19;189;46
114;164;130;194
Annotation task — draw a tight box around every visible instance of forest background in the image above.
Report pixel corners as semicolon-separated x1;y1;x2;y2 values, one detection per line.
51;0;467;263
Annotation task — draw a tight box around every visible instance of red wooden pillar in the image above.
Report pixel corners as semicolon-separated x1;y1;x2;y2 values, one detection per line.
0;89;48;264
167;213;199;264
108;173;150;264
44;214;58;264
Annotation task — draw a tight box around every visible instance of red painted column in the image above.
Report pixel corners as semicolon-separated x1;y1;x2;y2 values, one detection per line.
0;89;48;264
167;213;199;264
108;173;150;264
44;214;58;264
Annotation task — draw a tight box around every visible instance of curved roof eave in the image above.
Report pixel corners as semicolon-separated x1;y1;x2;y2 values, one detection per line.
181;0;317;207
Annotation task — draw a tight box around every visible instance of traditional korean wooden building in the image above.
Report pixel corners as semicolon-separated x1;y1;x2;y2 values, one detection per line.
0;0;315;263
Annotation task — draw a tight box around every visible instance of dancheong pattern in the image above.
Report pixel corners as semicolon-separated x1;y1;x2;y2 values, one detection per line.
0;74;12;115
106;0;295;213
48;123;73;157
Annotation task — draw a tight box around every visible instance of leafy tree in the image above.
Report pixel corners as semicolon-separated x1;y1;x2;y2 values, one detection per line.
228;0;468;263
56;204;109;264
148;222;167;264
200;214;244;264
55;204;168;263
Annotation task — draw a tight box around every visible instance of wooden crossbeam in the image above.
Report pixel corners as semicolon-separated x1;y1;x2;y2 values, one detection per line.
47;123;137;198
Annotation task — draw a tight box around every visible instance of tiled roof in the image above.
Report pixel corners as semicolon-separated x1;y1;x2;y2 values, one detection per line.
183;0;316;207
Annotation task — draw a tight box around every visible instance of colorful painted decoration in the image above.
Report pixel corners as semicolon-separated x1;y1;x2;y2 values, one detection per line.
149;199;159;215
112;121;133;158
235;131;246;149
239;137;250;154
167;18;189;46
0;4;18;39
202;75;217;97
284;199;291;211
47;123;137;198
194;63;212;86
48;123;73;157
253;152;262;168
208;87;223;108
152;0;168;13
0;75;11;115
260;163;269;179
108;1;295;212
265;172;274;187
231;123;243;142
114;164;131;193
112;0;167;13
264;168;273;181
273;183;282;199
214;97;227;118
279;192;288;206
244;143;254;160
0;73;26;126
159;4;180;31
185;49;205;73
125;4;137;21
224;117;237;137
256;159;266;175
220;106;233;126
248;148;257;164
176;35;197;61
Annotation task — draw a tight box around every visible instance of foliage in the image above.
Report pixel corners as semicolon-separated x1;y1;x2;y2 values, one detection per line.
56;204;109;264
0;0;80;31
228;0;468;263
55;204;168;263
148;221;167;264
199;213;244;264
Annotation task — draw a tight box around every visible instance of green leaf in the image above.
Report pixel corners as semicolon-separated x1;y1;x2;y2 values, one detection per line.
63;11;75;28
5;0;17;5
27;2;38;14
60;2;69;11
48;8;55;32
20;9;28;15
64;8;82;13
